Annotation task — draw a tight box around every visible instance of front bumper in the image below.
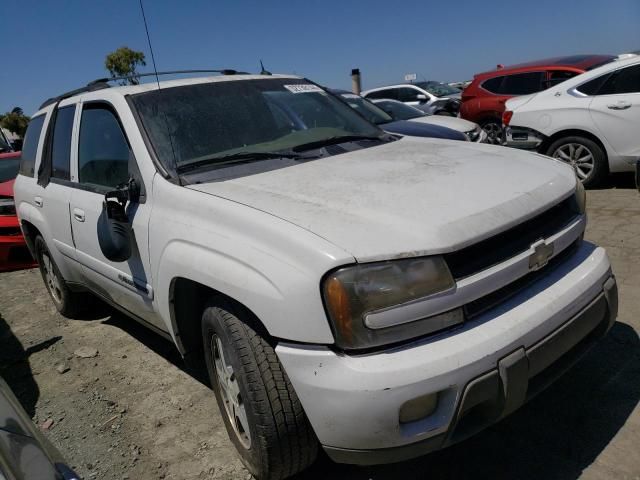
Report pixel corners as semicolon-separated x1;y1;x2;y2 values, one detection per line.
503;126;546;150
277;242;615;464
0;234;36;272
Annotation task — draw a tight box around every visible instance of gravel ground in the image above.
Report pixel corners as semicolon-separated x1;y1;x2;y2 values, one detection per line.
1;175;639;480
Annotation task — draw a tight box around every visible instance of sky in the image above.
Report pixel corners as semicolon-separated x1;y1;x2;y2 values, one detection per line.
2;0;639;115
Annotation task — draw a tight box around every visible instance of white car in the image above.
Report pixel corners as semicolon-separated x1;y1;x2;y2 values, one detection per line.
362;81;461;115
371;98;486;142
14;72;616;479
504;56;640;186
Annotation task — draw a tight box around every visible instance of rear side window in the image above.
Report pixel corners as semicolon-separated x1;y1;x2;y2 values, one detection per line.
501;72;544;95
396;88;421;102
576;74;612;96
481;76;504;94
19;115;45;177
599;64;640;95
545;70;578;88
78;105;130;189
50;106;75;180
365;89;398;100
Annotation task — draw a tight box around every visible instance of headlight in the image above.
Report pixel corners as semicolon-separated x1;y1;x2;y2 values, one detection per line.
0;198;15;216
465;126;483;142
322;257;462;350
575;181;586;214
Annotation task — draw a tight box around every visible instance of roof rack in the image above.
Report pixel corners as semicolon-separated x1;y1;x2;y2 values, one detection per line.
39;69;248;110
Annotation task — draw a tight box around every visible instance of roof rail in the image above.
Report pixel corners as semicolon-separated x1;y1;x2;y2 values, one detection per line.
39;69;248;110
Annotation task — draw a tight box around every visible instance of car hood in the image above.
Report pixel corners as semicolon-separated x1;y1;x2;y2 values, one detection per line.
381;120;467;141
409;115;477;133
0;179;14;198
187;137;575;262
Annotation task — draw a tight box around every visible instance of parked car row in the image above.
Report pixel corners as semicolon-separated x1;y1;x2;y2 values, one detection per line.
363;53;638;186
11;69;617;479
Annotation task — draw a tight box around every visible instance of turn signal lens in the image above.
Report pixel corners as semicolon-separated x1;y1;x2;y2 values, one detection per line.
325;277;353;344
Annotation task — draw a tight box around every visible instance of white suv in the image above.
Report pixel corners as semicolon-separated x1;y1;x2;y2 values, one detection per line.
504;56;640;187
14;73;617;479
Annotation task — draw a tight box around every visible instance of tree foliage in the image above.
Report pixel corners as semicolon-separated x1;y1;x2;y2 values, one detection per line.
0;108;30;138
105;47;147;85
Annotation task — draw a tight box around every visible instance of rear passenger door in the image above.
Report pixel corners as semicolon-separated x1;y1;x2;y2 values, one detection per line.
32;104;83;283
69;101;158;326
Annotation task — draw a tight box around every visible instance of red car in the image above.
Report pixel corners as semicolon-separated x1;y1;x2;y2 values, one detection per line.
0;149;37;271
460;54;617;144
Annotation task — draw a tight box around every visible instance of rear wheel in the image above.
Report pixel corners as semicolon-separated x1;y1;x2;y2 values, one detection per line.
202;303;318;479
546;135;607;188
34;235;88;317
480;118;503;145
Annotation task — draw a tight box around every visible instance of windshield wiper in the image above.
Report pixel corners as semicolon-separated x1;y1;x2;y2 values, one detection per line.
176;151;305;174
292;134;384;152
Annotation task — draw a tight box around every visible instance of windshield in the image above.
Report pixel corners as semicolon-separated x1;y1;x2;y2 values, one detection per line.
372;100;425;121
337;93;393;125
415;81;461;97
131;78;383;172
0;158;20;183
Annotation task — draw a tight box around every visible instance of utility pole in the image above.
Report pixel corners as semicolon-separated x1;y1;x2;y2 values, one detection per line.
351;68;361;95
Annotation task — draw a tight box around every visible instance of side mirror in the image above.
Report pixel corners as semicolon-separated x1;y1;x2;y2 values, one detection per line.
416;94;428;103
97;178;138;262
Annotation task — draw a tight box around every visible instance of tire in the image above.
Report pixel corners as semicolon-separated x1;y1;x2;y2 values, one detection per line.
34;235;89;318
480;118;503;145
202;303;318;479
546;135;607;188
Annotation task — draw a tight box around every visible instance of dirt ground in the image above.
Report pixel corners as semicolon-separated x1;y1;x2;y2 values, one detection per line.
1;174;640;480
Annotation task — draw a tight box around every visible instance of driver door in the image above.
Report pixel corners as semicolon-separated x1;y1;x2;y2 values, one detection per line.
69;102;158;326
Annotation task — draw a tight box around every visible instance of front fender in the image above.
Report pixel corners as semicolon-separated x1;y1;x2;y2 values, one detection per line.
155;240;337;346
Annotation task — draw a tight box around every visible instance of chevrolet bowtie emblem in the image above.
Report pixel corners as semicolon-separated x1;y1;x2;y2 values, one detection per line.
529;240;554;271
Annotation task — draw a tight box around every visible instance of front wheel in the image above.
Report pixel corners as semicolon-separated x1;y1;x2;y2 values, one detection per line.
202;303;318;479
546;136;607;188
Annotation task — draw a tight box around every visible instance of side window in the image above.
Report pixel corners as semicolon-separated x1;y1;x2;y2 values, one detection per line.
599;64;640;95
501;72;545;95
396;88;421;102
576;73;612;96
78;105;130;189
545;70;578;88
481;76;504;94
50;106;75;180
365;89;397;101
19;115;46;177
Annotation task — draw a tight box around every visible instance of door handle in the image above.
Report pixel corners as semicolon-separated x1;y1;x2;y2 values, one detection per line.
73;208;85;222
34;196;43;208
607;102;631;110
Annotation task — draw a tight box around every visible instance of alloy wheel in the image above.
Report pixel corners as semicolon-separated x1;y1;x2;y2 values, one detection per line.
211;335;252;449
482;122;502;145
41;251;62;304
552;143;594;181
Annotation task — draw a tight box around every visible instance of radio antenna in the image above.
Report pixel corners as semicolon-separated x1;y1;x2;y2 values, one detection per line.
138;0;180;183
139;0;161;89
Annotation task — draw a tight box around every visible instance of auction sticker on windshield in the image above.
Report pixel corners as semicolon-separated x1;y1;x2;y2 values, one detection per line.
284;84;324;94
